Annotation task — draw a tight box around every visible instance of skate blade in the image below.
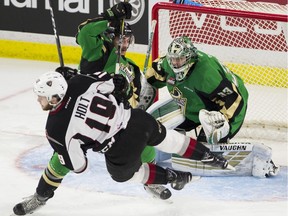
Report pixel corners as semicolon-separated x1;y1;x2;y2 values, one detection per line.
226;164;236;171
192;175;201;182
144;185;172;200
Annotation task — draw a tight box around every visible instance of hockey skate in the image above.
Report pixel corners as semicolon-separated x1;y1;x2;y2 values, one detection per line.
13;193;47;215
144;184;172;200
266;160;280;177
166;168;192;190
201;151;228;169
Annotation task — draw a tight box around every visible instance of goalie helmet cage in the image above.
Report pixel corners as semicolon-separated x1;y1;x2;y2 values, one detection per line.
152;1;288;142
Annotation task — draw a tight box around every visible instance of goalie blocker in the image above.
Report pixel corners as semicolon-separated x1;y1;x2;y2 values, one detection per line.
147;98;280;178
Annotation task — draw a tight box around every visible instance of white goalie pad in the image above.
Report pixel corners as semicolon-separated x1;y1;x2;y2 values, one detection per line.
146;97;185;162
147;99;279;178
146;97;185;129
171;142;279;178
251;144;280;178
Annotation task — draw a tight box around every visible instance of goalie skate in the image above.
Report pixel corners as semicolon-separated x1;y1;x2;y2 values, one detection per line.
144;184;172;200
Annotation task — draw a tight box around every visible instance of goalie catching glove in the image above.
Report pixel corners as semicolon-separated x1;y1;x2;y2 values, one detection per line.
199;109;230;144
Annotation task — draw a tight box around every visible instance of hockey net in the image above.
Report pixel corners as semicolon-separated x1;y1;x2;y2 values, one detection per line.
152;1;288;141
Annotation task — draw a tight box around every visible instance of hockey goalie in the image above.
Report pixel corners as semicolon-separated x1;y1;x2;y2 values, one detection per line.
146;98;280;178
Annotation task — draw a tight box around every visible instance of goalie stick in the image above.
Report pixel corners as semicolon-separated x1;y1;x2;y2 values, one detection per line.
48;0;64;67
136;20;158;110
143;20;157;74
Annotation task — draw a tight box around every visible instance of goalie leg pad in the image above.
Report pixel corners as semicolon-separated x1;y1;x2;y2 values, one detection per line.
252;143;279;178
252;157;280;178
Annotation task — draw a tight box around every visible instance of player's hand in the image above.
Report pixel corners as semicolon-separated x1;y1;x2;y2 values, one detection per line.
103;2;132;21
55;66;78;81
113;74;129;95
112;74;131;108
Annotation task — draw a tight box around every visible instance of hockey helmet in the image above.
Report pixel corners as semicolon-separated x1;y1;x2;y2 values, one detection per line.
33;71;68;106
167;36;198;81
108;21;135;45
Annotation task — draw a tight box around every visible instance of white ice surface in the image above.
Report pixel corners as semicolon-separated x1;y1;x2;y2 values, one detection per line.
0;58;287;216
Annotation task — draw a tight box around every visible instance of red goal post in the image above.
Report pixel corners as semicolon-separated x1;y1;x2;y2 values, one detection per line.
151;1;288;141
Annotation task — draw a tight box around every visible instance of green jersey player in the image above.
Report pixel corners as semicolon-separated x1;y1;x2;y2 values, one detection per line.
146;36;249;144
145;36;279;179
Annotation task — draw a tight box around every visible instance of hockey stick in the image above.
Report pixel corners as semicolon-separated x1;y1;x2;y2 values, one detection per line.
143;20;157;74
115;0;128;74
136;20;158;110
48;0;64;67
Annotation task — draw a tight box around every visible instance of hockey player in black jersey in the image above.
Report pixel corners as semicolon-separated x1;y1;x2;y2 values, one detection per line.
13;71;230;215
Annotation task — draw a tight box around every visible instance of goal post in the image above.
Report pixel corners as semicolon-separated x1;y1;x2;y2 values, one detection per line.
151;1;288;141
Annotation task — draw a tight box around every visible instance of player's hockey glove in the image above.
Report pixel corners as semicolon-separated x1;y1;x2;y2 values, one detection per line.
103;2;132;21
113;74;129;94
112;74;131;109
55;66;78;81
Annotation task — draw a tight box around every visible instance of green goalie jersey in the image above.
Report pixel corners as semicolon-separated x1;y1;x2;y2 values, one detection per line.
146;51;249;138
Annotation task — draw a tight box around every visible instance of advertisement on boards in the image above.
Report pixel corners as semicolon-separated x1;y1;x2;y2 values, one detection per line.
0;0;149;45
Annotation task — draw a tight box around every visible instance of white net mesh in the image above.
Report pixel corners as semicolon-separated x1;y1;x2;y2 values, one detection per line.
153;1;288;141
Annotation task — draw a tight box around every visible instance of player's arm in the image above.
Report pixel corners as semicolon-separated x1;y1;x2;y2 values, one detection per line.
209;77;244;121
65;137;88;173
198;77;244;144
145;57;168;89
76;2;132;62
76;19;110;62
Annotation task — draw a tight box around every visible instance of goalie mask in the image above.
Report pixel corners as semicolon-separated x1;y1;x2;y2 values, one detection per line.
167;36;198;81
33;71;68;106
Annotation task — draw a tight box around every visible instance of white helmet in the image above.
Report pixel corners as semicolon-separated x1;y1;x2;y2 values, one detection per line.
33;71;68;106
167;36;198;81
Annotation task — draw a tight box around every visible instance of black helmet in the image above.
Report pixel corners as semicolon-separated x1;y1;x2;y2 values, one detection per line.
107;21;135;44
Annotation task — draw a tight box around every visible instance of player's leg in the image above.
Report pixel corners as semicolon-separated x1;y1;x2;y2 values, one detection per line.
105;109;192;199
13;152;70;215
140;145;171;199
129;163;192;191
154;129;229;169
140;146;173;199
